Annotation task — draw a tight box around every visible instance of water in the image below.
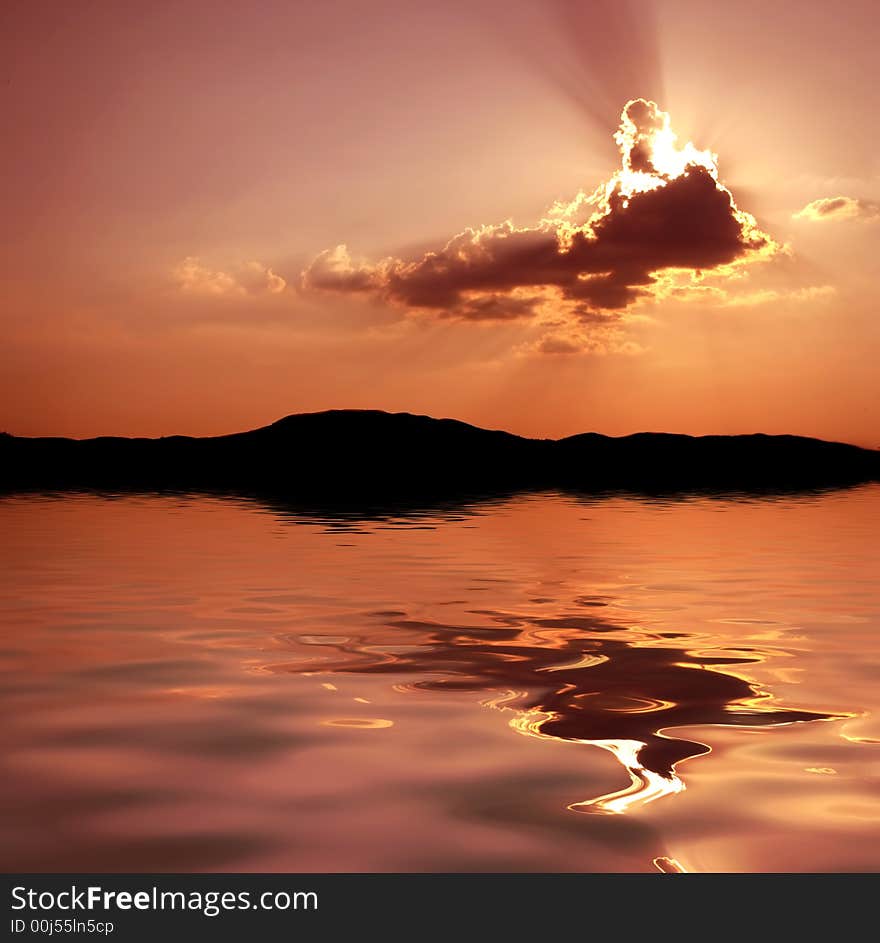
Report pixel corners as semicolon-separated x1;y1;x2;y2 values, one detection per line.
1;487;878;872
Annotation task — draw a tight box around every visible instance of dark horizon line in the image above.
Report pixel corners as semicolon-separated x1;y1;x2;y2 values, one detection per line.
2;407;877;452
2;407;878;502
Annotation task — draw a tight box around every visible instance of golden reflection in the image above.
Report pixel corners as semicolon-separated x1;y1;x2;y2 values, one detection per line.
567;739;687;814
507;707;555;738
320;718;394;729
653;857;689;873
541;653;609;672
163;686;236;700
504;706;688;813
277;606;843;815
840;722;880;745
602;695;676;713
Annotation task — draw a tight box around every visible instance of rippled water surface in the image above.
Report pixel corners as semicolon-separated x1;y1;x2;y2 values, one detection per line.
2;487;878;872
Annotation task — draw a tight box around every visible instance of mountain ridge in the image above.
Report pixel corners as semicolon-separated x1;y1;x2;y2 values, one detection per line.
1;408;877;498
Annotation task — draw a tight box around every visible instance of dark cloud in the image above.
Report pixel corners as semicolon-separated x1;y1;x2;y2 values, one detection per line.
302;99;778;348
374;165;766;314
444;293;542;321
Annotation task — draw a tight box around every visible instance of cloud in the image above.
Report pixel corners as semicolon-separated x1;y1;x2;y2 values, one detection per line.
300;245;379;294
722;285;836;307
658;277;836;308
301;100;779;352
527;327;644;357
174;258;286;297
535;334;585;355
793;196;880;222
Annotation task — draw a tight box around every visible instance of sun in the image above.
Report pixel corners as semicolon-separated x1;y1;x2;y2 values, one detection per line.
610;98;719;201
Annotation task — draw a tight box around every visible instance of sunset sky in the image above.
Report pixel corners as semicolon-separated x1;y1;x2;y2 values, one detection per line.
2;0;878;445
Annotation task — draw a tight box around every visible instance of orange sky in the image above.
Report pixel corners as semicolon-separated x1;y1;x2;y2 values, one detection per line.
2;0;878;446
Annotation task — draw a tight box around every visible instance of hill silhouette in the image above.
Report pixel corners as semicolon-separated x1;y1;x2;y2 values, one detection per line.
1;409;878;499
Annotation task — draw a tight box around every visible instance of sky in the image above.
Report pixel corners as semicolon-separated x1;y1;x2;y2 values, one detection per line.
2;0;878;445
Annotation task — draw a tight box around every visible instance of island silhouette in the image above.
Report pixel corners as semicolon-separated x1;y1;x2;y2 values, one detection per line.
2;409;878;500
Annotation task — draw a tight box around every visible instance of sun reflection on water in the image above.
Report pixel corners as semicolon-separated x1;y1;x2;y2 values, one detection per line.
275;606;845;818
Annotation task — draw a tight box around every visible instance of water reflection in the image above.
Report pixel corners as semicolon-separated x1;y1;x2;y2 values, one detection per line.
2;487;877;872
273;605;842;814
